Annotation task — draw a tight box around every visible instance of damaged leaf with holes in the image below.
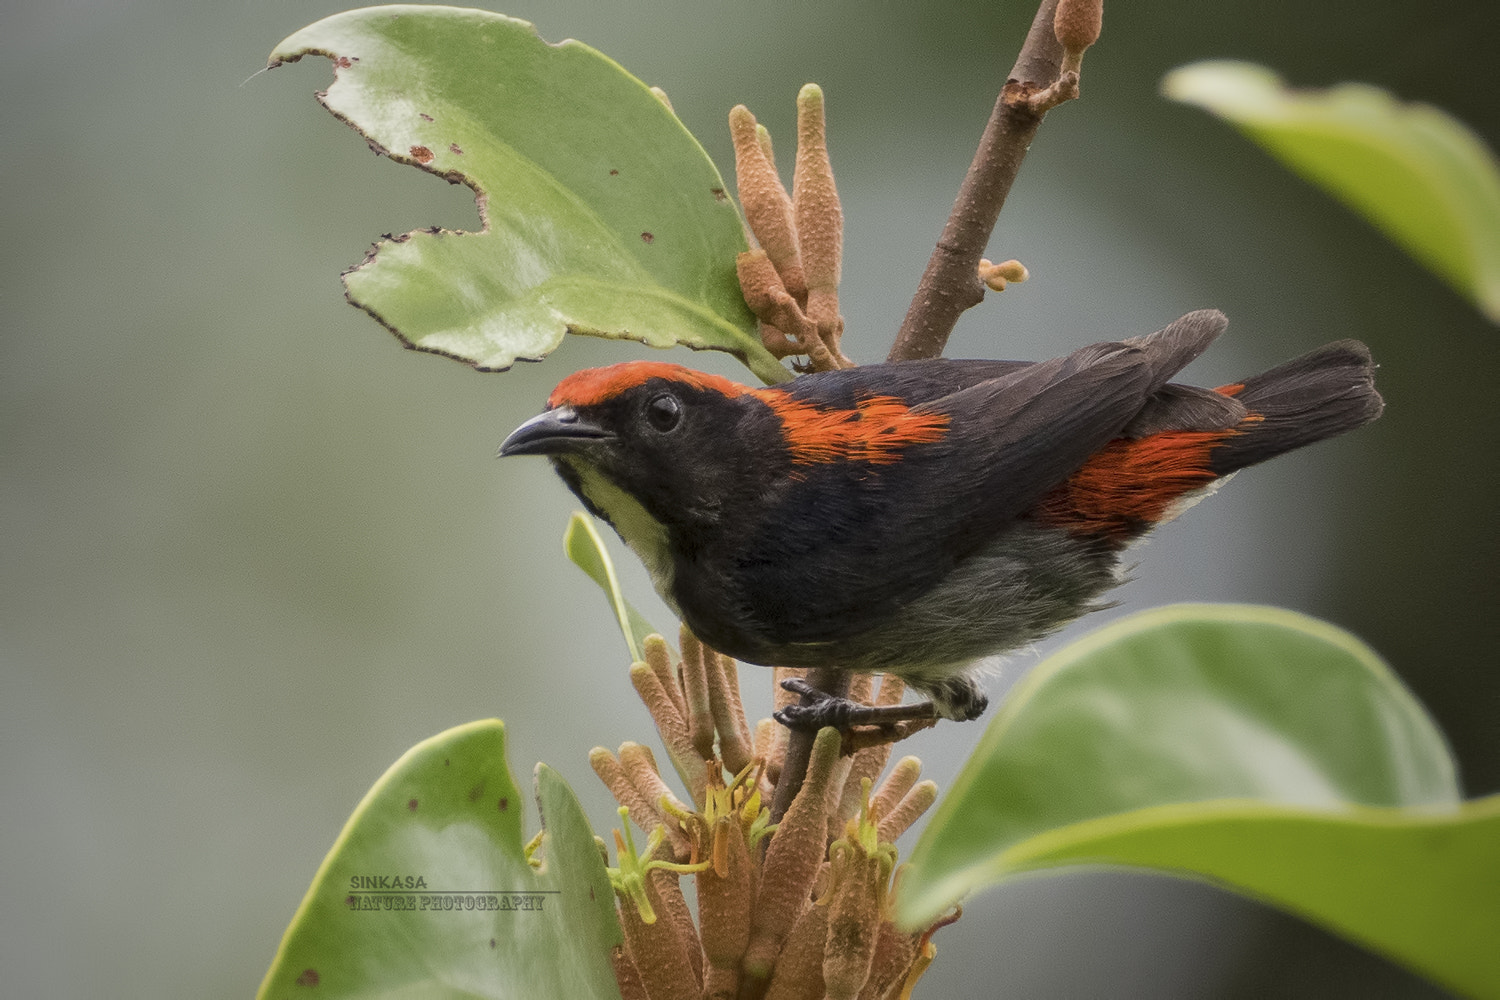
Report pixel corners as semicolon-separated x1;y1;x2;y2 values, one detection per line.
270;6;789;383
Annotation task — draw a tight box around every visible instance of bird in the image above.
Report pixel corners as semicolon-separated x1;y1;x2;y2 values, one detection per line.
500;310;1382;727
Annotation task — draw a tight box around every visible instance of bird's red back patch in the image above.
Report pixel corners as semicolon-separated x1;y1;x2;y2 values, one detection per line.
764;394;950;465
548;361;950;466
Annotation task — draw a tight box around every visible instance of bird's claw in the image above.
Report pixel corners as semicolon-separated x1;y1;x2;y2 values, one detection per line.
774;677;940;733
774;677;861;731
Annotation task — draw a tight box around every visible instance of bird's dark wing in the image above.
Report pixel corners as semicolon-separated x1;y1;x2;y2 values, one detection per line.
727;310;1229;643
781;357;1032;409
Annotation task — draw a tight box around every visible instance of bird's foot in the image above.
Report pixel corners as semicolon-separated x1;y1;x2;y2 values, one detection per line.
774;677;939;732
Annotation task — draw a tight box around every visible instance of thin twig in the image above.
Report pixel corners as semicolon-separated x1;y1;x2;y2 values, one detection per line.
887;0;1066;363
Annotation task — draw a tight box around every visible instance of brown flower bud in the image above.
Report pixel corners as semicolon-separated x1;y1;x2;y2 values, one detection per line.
629;663;706;803
642;633;685;719
707;651;753;775
870;756;922;823
678;626;716;761
616;867;699;1000
730;105;806;301
856;922;921;1000
1054;0;1102;74
737;248;788;317
590;747;662;836
743;726;843;980
698;815;755;974
703;964;739;1000
791;84;854;365
652;863;703;988
756;123;777;171
736;249;823;357
619;742;693;860
762;899;829;1000
876;780;938;844
835;742;892;835
823;842;885;1000
793;84;843;300
611;944;649;1000
757;320;801;359
752;717;777;761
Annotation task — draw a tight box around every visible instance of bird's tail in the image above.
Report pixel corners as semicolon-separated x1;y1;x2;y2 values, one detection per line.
1207;340;1384;475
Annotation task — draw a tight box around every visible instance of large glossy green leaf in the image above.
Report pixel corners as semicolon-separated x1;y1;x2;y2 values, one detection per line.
258;720;621;1000
271;6;790;383
1163;60;1500;324
895;605;1489;994
563;511;659;661
1002;797;1500;999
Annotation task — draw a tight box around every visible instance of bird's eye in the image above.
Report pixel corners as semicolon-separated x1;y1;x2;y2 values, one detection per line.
645;392;682;432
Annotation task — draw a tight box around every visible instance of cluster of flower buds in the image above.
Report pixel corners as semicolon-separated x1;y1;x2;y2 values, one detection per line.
593;624;954;1000
977;258;1030;294
731;85;852;373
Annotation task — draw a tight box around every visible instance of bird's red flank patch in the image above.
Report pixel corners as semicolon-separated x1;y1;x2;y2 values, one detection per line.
1034;430;1226;538
548;362;950;465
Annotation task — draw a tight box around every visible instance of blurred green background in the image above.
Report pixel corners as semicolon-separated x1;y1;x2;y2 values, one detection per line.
3;1;1496;997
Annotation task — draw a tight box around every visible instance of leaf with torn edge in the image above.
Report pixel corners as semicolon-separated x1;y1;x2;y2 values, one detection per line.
1163;60;1500;324
271;5;790;383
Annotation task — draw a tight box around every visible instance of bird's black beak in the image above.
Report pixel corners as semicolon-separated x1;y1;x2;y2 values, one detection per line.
498;406;613;457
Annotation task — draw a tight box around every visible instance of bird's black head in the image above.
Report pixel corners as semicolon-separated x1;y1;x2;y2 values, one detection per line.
499;362;786;542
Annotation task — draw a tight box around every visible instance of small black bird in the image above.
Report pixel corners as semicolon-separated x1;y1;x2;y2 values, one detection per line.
501;310;1382;725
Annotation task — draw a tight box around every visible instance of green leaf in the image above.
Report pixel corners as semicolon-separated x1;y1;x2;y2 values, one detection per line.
257;720;622;1000
895;605;1486;994
1002;797;1500;1000
1162;60;1500;324
271;6;791;383
564;511;659;661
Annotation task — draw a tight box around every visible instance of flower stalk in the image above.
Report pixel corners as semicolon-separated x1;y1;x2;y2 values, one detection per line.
596;632;950;1000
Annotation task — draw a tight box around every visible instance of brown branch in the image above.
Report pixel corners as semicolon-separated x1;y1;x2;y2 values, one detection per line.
886;0;1068;363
